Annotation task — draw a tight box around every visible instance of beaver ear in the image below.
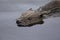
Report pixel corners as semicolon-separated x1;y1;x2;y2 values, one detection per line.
28;8;33;11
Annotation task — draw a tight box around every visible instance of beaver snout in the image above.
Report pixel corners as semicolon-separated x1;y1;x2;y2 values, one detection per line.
16;20;22;24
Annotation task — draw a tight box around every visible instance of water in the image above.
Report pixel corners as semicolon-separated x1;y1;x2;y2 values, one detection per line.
0;0;60;40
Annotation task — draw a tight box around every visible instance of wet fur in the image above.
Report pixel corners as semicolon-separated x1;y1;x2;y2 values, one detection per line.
16;0;60;27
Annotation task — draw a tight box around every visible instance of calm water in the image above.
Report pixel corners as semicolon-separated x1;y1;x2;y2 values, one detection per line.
0;0;60;40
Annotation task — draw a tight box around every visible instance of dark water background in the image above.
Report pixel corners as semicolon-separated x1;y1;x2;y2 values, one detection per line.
0;0;60;40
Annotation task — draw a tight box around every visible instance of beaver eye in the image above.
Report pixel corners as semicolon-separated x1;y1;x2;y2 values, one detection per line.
39;14;43;18
40;14;43;17
27;17;32;20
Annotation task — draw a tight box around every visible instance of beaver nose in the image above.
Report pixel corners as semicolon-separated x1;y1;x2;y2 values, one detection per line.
16;20;21;24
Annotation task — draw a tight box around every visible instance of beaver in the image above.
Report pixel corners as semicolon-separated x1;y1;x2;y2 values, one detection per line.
16;0;60;27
